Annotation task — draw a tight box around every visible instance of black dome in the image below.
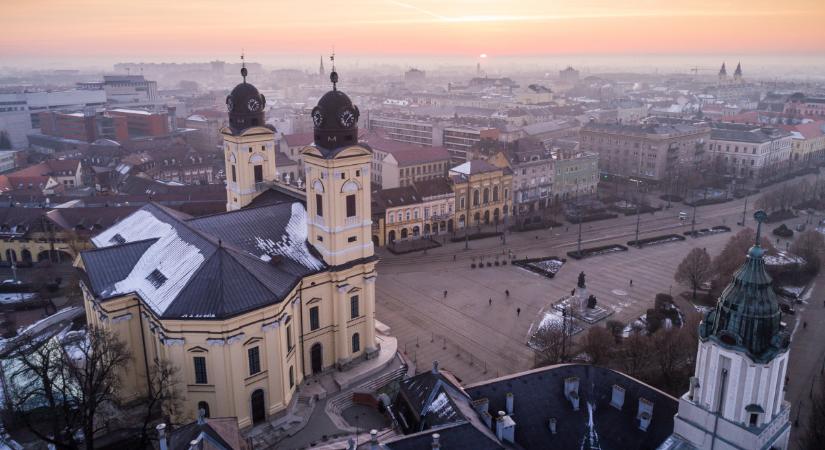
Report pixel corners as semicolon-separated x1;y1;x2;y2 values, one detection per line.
225;68;266;132
312;78;360;150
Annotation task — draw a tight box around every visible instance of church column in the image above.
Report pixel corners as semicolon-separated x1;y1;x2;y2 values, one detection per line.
262;318;285;415
364;276;378;355
336;284;351;367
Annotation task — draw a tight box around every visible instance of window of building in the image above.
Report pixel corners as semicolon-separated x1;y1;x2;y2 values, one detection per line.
348;236;357;242
460;197;465;209
254;165;263;183
350;295;360;319
193;356;208;384
231;165;237;182
146;269;167;288
309;306;320;330
286;324;293;350
248;346;261;375
289;366;295;388
198;401;210;418
749;413;758;426
352;333;361;353
316;194;323;217
346;194;356;217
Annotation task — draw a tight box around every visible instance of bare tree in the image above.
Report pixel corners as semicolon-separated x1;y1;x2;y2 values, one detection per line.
675;247;713;300
790;230;825;275
580;326;614;366
136;359;183;449
8;326;130;450
712;228;775;291
532;322;567;366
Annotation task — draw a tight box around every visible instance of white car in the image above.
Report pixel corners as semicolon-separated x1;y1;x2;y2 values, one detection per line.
679;211;689;221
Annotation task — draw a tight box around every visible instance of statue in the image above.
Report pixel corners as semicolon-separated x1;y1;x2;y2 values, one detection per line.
577;271;586;289
587;295;597;309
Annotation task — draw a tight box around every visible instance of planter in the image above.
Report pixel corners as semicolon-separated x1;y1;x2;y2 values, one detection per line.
513;256;566;278
567;244;628;260
627;234;686;248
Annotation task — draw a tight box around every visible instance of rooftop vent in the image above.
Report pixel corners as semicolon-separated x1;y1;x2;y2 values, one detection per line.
564;376;580;411
505;392;514;415
146;269;168;288
637;397;654;431
110;233;126;245
495;411;516;443
610;385;625;410
548;417;557;434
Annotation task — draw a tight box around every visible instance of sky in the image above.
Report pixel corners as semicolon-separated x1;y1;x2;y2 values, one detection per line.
3;0;825;66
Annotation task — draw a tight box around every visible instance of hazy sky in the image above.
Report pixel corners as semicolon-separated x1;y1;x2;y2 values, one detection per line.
3;0;825;65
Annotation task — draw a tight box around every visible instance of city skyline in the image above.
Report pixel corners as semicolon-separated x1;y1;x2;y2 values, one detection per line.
3;0;825;66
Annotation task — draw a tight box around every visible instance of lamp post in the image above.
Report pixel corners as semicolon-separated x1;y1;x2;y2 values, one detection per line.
690;203;697;237
633;178;642;247
741;197;748;227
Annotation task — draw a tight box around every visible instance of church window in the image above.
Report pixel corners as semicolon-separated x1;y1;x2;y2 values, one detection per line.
316;194;323;217
146;269;167;288
356;169;360;177
193;356;208;384
352;333;361;353
254;165;263;183
350;295;360;319
289;366;295;388
309;306;320;331
316;235;323;242
749;413;758;426
247;347;261;375
348;236;357;243
231;165;237;182
198;401;210;418
346;195;356;217
286;323;293;351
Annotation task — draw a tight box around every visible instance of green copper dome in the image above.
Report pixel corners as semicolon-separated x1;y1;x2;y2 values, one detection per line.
699;211;790;363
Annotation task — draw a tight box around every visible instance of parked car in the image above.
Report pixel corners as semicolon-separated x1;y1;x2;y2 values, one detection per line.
795;223;806;232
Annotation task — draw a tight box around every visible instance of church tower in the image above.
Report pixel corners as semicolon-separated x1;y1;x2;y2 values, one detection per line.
718;62;728;83
667;211;791;450
301;59;373;267
221;60;278;211
734;62;743;83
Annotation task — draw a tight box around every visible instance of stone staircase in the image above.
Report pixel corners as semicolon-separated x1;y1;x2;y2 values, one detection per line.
326;364;408;429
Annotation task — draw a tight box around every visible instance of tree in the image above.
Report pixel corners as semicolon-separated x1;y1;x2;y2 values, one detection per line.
580;326;614;365
675;248;713;300
790;230;825;275
532;321;567;366
712;228;775;291
0;130;11;150
136;359;183;449
8;326;131;450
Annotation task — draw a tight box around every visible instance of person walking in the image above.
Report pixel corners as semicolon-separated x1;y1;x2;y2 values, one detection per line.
629;279;633;286
517;307;521;316
505;289;510;297
443;290;448;298
489;298;492;306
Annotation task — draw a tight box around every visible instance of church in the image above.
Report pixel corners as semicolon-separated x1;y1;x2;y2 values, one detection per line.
78;64;379;427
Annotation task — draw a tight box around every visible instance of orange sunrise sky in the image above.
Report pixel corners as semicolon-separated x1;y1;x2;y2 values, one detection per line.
3;0;825;61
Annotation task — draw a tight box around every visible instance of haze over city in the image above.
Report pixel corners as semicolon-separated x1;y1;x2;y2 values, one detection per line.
2;1;825;450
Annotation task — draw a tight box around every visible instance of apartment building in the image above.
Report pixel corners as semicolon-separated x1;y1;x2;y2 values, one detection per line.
708;122;792;179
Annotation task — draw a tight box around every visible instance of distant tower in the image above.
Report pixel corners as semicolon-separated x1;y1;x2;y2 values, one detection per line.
734;62;743;83
221;56;278;211
718;62;727;83
668;210;791;450
319;55;325;80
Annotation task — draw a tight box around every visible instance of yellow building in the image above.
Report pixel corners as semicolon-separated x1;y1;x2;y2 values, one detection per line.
450;160;513;228
78;67;378;428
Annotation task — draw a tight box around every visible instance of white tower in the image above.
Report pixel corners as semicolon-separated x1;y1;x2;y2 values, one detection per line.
664;211;791;450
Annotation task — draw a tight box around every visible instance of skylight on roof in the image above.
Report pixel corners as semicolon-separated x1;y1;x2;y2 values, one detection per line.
110;233;126;245
146;269;168;288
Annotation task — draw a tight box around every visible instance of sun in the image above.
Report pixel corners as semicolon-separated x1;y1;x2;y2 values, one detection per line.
479;53;488;58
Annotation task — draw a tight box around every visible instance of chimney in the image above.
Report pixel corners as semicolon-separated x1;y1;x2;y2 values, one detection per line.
157;423;168;450
688;376;699;401
370;429;379;450
637;397;654;431
431;433;441;449
432;360;439;374
610;385;625;410
505;392;514;415
564;377;580;411
495;411;516;443
548;417;557;434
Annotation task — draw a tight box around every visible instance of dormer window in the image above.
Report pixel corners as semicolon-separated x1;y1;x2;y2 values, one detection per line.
110;234;126;245
146;269;168;288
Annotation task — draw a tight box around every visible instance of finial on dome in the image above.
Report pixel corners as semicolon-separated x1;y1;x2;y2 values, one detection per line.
241;50;247;83
329;49;338;91
753;210;768;246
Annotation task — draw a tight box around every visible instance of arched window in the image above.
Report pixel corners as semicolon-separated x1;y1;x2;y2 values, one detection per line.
483;188;490;204
352;333;361;353
405;210;410;221
413;209;419;220
460;197;465;209
493;186;499;202
198;401;210;418
397;212;402;222
472;190;480;206
401;228;408;239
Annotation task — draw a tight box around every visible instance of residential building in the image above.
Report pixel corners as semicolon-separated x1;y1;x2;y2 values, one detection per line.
375;185;422;245
786;121;825;164
521;119;580;148
183;113;223;152
783;92;825;119
414;178;454;237
0;94;32;149
367;113;440;147
553;148;599;201
0;89;107;129
708;123;792;179
80;67;379;428
0;150;20;173
443;125;500;163
559;66;580;84
4;159;83;190
363;133;451;188
488;138;554;219
451;160;512;228
78;74;160;107
277;131;313;170
579;120;710;182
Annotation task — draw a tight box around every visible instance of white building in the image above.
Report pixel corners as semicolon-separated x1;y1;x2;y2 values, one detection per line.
708;123;792;179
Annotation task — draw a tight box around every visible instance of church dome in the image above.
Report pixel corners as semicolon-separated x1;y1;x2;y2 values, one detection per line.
226;66;266;132
311;69;360;151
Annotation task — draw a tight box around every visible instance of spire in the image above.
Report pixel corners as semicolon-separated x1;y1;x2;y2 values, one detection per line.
329;50;338;91
319;55;325;77
734;62;742;78
240;50;247;83
719;62;727;77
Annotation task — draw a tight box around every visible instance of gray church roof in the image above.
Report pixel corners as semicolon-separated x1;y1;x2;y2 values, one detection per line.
81;202;326;320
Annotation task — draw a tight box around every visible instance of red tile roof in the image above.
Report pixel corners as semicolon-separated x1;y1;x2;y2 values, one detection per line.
282;132;314;147
361;134;450;167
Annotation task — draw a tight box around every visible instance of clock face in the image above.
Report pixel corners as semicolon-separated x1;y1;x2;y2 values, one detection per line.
226;96;234;112
339;109;356;127
312;108;324;127
247;98;261;112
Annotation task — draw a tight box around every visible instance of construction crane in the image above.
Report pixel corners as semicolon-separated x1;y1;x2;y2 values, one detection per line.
689;66;713;75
